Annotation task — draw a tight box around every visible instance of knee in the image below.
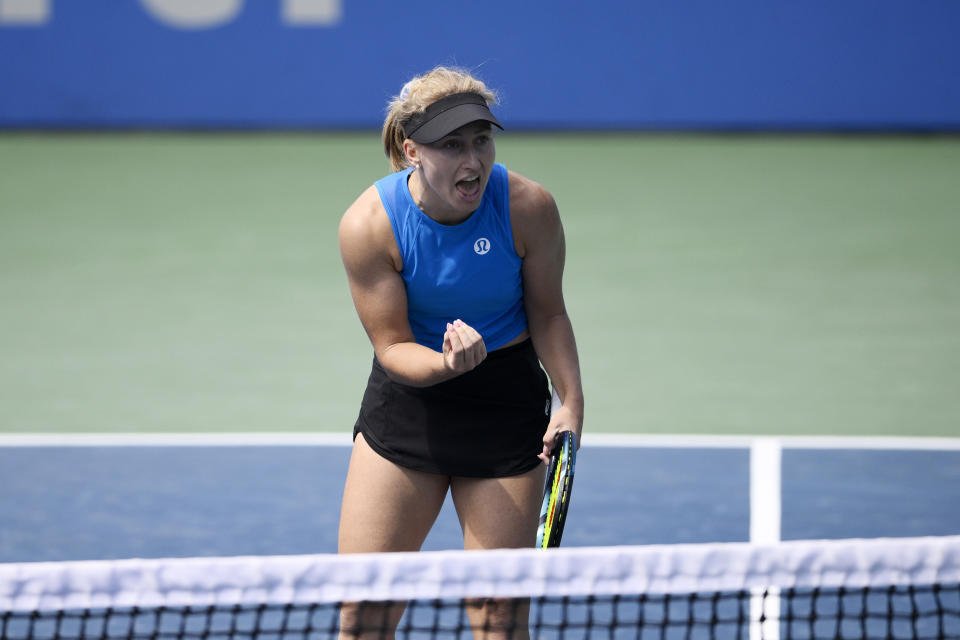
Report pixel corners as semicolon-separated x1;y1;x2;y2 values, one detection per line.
465;597;528;638
339;601;405;640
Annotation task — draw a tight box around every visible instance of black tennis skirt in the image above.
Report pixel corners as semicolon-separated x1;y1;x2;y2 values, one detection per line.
353;339;550;477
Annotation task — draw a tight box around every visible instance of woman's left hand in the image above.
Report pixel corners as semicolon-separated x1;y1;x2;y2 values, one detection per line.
539;405;581;464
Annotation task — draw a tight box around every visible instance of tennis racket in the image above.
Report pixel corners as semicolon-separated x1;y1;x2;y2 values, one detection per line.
536;429;577;548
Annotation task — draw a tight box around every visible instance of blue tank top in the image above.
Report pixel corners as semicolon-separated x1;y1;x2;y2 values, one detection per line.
374;163;527;351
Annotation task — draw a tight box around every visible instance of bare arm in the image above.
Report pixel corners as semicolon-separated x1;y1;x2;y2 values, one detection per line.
339;187;486;387
510;172;584;460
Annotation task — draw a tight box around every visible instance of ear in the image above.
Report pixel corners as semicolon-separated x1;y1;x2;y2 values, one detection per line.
402;139;421;167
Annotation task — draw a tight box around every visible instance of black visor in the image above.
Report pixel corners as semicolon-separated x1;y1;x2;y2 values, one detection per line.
402;92;503;143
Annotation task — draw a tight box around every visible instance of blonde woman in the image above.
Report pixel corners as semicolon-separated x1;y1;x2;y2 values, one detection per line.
337;67;583;638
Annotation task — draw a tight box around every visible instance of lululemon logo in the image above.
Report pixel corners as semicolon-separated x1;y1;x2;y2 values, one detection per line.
474;238;491;255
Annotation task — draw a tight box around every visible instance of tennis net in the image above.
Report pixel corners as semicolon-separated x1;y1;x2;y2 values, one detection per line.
2;536;959;640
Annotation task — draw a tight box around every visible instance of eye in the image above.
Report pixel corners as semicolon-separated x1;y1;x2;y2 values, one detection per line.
442;139;461;150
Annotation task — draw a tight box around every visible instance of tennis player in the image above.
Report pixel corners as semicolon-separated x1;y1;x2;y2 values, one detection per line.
337;66;584;639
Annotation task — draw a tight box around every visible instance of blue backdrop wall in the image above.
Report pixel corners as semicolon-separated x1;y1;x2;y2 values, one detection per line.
1;0;958;130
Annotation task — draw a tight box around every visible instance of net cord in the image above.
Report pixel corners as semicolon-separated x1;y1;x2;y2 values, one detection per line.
2;536;959;613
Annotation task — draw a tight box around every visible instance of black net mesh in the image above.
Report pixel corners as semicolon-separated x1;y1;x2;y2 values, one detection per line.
3;584;959;640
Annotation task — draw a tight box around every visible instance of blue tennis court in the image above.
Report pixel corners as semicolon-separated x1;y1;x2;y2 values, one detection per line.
2;437;957;563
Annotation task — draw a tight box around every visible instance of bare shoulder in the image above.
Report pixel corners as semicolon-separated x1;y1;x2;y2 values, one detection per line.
508;170;558;218
339;185;386;240
507;170;561;257
339;185;400;271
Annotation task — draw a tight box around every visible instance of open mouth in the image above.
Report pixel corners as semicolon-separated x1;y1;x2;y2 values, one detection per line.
456;176;482;200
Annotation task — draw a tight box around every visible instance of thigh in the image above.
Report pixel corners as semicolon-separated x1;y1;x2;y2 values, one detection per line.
338;432;450;553
450;464;545;550
451;468;543;640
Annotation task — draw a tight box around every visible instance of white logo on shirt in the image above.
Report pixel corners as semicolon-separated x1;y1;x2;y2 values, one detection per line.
474;238;491;255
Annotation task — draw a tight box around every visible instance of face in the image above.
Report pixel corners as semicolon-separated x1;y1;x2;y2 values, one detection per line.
407;121;496;221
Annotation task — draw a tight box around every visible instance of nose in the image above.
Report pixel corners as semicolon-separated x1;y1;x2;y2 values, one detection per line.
462;144;482;168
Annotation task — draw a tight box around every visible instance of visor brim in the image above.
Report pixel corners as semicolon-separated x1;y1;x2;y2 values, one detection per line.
407;103;503;143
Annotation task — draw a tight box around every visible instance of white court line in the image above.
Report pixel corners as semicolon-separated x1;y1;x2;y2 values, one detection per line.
584;434;960;450
750;439;782;640
0;432;355;447
1;432;959;448
750;438;782;544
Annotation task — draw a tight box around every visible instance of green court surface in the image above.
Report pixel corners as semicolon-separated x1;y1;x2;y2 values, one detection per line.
1;133;958;437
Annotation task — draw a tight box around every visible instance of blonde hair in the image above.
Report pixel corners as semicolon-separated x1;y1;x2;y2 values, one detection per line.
382;66;499;172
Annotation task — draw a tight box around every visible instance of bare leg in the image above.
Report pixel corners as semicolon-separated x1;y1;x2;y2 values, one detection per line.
338;433;450;639
450;464;545;640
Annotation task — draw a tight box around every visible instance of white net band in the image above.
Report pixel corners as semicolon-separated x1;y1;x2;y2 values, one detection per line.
2;536;959;612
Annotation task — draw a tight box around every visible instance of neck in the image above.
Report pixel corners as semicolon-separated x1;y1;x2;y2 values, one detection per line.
407;167;473;225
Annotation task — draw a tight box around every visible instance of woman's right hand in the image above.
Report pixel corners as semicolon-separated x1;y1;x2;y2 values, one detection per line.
442;319;487;374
